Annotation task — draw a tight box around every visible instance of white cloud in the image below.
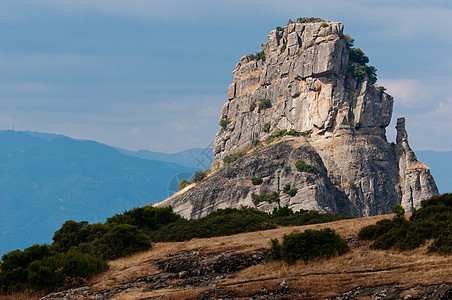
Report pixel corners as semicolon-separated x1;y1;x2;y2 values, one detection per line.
378;79;427;107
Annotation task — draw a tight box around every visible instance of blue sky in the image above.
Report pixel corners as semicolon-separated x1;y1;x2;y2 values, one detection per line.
1;0;452;152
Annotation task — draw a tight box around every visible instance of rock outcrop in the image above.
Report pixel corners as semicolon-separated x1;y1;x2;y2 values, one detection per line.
157;20;438;218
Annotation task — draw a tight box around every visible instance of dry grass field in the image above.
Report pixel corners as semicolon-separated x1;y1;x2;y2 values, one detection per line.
7;213;452;299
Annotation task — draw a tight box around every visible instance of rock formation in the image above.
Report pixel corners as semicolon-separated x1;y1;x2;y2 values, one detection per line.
157;20;438;218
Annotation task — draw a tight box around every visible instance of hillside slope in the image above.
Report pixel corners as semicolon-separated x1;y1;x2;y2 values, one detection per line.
40;214;452;299
0;130;196;256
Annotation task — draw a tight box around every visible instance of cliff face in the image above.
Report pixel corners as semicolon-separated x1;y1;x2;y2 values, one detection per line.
158;20;438;218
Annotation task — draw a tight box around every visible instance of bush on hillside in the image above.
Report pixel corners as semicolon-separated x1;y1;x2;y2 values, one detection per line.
223;152;246;164
262;121;271;133
251;177;263;185
295;160;316;173
267;228;349;264
358;194;452;254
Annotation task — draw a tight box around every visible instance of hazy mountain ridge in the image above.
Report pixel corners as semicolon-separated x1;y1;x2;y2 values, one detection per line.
0;130;197;256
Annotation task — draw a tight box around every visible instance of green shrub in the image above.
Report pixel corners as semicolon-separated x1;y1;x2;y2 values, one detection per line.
93;224;151;260
268;228;349;264
258;99;272;110
28;252;108;291
106;206;181;232
193;170;207;183
281;42;287;52
178;178;191;190
251;177;263;185
251;139;260;146
250;102;256;112
378;86;386;92
358;196;452;254
219;118;230;130
276;26;284;32
321;22;329;28
296;17;323;23
223;152;246;164
286;188;298;197
150;207;276;242
251;191;279;205
349;47;369;65
247;50;265;61
262;121;271;132
295;160;316;173
344;34;355;47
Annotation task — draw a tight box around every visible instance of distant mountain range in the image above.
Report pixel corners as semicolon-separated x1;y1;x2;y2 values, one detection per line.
0;130;206;256
0;130;448;257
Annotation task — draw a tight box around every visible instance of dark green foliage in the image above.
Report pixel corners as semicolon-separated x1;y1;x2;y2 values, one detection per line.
271;206;294;219
349;48;369;65
219;118;231;130
28;252;108;291
247;50;265;61
282;184;298;197
106;206;181;232
178;178;190;190
378;86;387;92
321;22;329;28
250;101;256;112
258;99;272;110
281;42;287;52
393;204;405;218
251;139;260;146
150;207;276;242
251;177;263;185
358;194;452;254
276;26;284;32
93;225;151;260
347;46;377;84
192;170;207;183
286;188;298;197
223;152;246;164
344;34;354;47
265;128;301;144
295;160;316;173
177;170;210;189
251;191;280;205
296;17;323;23
272;209;351;227
262;121;271;132
268;228;349;264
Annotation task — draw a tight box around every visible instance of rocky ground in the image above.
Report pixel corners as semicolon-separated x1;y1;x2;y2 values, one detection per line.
38;215;452;300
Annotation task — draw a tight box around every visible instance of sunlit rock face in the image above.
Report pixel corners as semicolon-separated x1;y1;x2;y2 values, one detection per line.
157;21;438;219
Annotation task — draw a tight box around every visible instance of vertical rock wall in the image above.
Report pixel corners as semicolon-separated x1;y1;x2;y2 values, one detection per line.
157;20;438;218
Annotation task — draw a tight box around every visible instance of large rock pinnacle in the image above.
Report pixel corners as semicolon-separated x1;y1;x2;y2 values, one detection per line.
156;20;438;218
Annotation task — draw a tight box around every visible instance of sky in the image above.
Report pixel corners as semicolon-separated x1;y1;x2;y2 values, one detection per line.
1;0;452;153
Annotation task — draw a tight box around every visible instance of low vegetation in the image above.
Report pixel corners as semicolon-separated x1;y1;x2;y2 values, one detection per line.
283;184;298;197
219;118;230;130
249;101;256;112
252;191;280;205
359;194;452;254
258;99;272;111
247;50;265;61
251;177;263;185
223;151;246;164
346;36;377;84
177;170;211;190
265;128;301;143
295;159;316;173
262;121;271;132
267;228;349;264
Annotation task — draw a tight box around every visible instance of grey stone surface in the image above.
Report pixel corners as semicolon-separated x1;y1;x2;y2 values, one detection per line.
158;21;438;218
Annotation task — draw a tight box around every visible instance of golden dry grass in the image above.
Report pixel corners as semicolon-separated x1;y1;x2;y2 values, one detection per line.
13;213;452;299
